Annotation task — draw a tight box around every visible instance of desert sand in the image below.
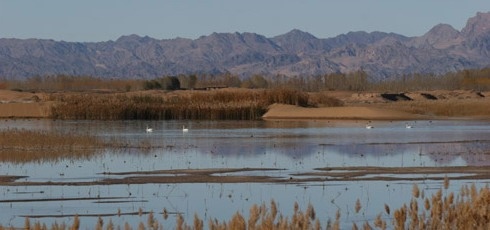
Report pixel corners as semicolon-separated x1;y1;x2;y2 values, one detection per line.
262;103;426;120
0;89;489;120
0;90;51;118
0;102;53;118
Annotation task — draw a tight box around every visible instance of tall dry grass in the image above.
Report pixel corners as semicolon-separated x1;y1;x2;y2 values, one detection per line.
0;129;112;163
48;88;311;120
6;75;143;93
391;183;490;230
206;201;320;230
307;91;344;107
5;183;489;230
376;98;490;117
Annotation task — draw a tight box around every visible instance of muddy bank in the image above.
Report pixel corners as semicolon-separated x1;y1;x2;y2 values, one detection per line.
262;104;428;120
1;89;489;120
2;166;490;187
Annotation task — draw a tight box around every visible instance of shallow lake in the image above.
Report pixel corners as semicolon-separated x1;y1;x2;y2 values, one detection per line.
1;119;490;229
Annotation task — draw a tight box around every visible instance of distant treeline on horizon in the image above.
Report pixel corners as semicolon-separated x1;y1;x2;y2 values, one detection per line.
2;67;490;93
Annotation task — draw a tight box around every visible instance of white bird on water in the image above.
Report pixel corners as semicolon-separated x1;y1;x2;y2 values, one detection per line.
405;123;413;129
182;125;189;132
365;124;374;129
146;126;153;133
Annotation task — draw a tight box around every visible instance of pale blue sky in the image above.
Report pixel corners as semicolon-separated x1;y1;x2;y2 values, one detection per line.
1;1;490;42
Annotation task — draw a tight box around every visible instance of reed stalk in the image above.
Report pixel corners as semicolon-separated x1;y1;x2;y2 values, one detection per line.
2;182;489;229
48;88;313;120
0;129;104;163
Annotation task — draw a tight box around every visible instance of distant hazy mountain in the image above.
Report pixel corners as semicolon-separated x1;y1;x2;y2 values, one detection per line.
1;12;490;80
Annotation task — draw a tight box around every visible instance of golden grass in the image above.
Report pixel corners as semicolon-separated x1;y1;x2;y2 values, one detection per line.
0;128;167;163
391;183;490;230
374;98;490;117
3;183;488;230
0;129;105;163
307;91;344;107
48;88;311;120
6;75;143;93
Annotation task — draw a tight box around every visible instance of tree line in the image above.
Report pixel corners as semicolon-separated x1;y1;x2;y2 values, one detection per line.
143;68;490;92
2;68;490;92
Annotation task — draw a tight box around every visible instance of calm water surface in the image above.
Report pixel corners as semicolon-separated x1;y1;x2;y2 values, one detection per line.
1;119;490;228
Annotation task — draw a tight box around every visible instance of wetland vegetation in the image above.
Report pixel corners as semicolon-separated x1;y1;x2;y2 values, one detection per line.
48;88;314;120
2;67;490;120
0;119;489;229
0;129;104;163
1;69;490;229
2;182;489;230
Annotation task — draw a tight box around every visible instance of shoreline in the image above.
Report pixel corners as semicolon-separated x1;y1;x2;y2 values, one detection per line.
1;89;490;120
2;166;490;187
262;104;430;121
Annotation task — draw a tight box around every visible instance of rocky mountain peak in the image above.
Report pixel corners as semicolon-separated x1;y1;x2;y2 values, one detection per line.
116;34;145;42
462;11;490;37
271;29;323;53
274;29;318;41
427;24;460;38
0;12;489;80
414;23;462;49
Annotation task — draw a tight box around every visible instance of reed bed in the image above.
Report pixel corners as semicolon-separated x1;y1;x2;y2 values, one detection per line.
49;88;311;120
376;98;490;117
389;183;490;230
4;183;489;230
307;91;344;107
0;129;106;163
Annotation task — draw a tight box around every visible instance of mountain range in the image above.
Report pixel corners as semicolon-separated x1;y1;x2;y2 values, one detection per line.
1;12;490;80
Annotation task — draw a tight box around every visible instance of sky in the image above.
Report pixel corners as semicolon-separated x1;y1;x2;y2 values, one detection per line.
1;1;490;42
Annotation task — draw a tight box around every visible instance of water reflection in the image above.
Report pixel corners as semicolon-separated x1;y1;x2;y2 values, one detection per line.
1;119;490;228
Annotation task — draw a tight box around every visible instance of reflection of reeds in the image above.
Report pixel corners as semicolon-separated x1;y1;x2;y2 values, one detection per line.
355;198;362;214
0;129;159;163
4;183;489;230
49;89;311;120
0;129;105;163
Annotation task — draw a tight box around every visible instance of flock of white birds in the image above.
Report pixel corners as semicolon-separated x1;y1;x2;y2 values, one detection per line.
366;123;413;129
146;125;188;133
145;123;414;132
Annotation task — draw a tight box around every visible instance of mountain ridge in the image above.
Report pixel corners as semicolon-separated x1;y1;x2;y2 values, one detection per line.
1;12;490;80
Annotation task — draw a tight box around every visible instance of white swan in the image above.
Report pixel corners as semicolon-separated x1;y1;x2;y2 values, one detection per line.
182;125;188;132
405;123;413;129
146;126;153;133
365;124;374;129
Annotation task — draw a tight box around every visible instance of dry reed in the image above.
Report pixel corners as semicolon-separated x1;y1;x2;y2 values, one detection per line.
355;198;362;214
0;129;157;163
0;129;105;163
2;183;489;230
48;88;312;120
392;183;490;230
376;98;490;117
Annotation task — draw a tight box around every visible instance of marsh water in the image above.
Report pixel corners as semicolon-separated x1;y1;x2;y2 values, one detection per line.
1;119;490;228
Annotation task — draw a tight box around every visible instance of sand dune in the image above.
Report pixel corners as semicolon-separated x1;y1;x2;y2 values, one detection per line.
0;103;52;118
0;90;51;118
263;103;426;120
0;89;488;120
